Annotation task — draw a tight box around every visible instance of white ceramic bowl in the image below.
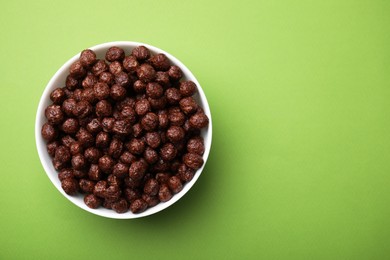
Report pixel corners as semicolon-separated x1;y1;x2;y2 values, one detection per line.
35;41;212;219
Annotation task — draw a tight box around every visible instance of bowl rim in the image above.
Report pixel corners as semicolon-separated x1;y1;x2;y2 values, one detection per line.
35;41;212;219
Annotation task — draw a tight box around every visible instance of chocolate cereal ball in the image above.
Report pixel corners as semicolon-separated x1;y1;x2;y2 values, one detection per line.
99;71;115;85
112;163;129;178
84;147;101;163
165;88;181;105
45;104;64;125
76;128;94;147
168;176;183;193
82;74;98;89
50;88;66;104
179;81;197;97
98;155;115;174
109;61;123;75
92;60;109;76
160;143;177;161
119;151;137;165
61;118;79;134
47;141;60;157
168;65;183;81
133;80;146;93
71;154;87;170
93;82;110;100
144;178;159;196
112;198;128;213
183;153;204;170
105;46;125;62
189;112;209;129
132;46;151;61
41;123;58;141
158;184;172;202
141;112;159;131
70;141;83;155
95;131;111;148
130;198;148;213
112;119;132;135
155;71;171;87
79;179;95;193
86;118;102;134
146;82;163;98
129;160;148;181
95;100;112;117
179;97;198;115
166;126;185;143
84;194;102;209
145;132;161;149
115;72;130;87
69;60;86;79
123;55;139;73
108;138;123;159
61;178;79;195
66;75;79;90
88;164;103;181
149;53;170;71
80;49;97;67
55;145;71;163
143;147;159;164
74;100;93;118
134;99;151;116
110;84;126;101
126;138;146;155
187;137;205;155
137;64;156;83
62;98;77;117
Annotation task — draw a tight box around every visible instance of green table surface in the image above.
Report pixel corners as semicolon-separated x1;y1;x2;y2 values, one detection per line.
1;0;389;259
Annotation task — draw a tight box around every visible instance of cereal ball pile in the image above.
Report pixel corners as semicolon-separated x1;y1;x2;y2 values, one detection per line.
42;46;209;214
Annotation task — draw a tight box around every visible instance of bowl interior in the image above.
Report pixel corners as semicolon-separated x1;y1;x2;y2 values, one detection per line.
35;41;212;219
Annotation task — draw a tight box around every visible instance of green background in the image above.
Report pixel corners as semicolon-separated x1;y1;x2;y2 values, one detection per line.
1;0;389;259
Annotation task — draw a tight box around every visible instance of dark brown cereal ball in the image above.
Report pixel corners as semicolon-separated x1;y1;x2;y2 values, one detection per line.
168;108;186;126
84;147;101;163
134;99;151;116
66;75;79;90
176;164;195;182
116;96;136;110
95;131;111;148
92;60;109;76
160;143;177;161
41;123;58;141
58;168;74;181
183;153;204;170
137;64;156;83
80;49;97;67
141;112;159;131
165;88;181;105
82;74;98;88
155;173;171;184
155;71;171;88
61;135;76;148
93;180;108;197
102;199;113;209
129;160;148;181
132;46;151;61
71;154;87;170
99;71;115;85
166;126;185;143
78;115;94;128
69;60;86;79
93;82;110;100
170;160;181;173
95;100;113;117
124;188;141;203
73;89;83;102
55;145;71;163
145;132;161;149
157;110;169;129
168;65;183;81
144;178;159;196
148;96;167;110
179;97;198;115
73;169;87;179
112;198;128;213
112;119;132;135
115;71;130;87
108;138;124;159
79;179;95;193
61;118;79;135
103;184;121;201
101;117;115;132
133;80;146;93
50;88;66;104
110;84;126;101
126;138;146;155
149;53;170;71
142;194;159;207
183;120;201;136
168;176;183;193
106;46;125;62
132;123;143;138
179;81;197;97
88;164;103;181
189;112;209;129
130;198;148;213
62;98;77;116
45;104;64;125
119;151;137;164
123;55;139;73
119;106;137;123
146;82;163;98
63;88;74;99
150;159;171;173
84;194;102;209
158;184;172;202
70;141;83;155
76;128;94;147
124;176;142;189
61;178;79;195
113;162;129;178
47;141;60;157
81;88;97;104
109;61;123;75
187;137;205;155
74;100;93;118
86;118;102;134
98;155;115;174
143;147;159;164
52;159;67;171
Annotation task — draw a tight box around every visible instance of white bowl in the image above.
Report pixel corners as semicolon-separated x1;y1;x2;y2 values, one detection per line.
35;41;212;219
